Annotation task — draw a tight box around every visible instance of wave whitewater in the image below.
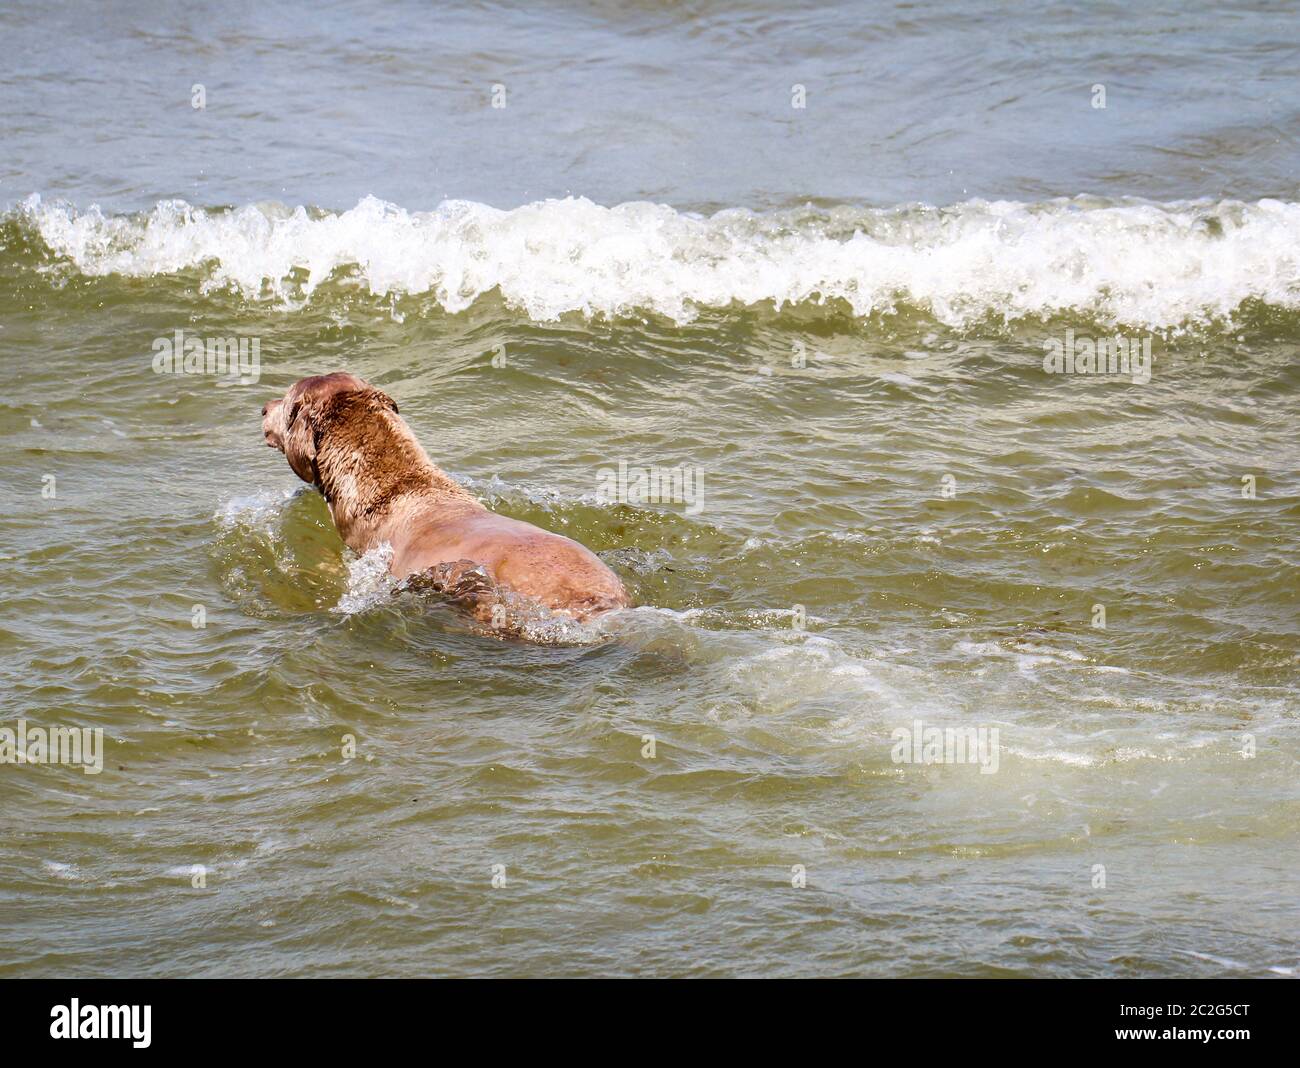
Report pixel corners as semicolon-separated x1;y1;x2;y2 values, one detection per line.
16;192;1300;328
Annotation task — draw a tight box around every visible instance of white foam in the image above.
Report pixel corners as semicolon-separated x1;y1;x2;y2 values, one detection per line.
880;371;921;386
727;633;906;714
332;543;397;615
1181;949;1250;971
20;193;1300;328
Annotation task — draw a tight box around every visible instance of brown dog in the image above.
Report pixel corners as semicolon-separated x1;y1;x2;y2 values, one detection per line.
261;372;630;628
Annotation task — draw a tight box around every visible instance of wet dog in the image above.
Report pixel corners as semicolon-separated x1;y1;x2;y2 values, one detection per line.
261;373;630;630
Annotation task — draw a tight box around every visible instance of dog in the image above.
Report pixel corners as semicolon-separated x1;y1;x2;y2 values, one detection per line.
261;372;630;629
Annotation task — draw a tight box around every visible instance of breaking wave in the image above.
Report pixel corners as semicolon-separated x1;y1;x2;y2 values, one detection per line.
15;192;1300;329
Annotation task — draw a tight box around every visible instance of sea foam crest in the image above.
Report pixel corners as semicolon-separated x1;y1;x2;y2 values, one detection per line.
20;193;1300;328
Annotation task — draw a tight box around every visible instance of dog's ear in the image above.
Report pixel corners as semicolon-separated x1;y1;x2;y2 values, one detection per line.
368;388;399;415
282;396;319;485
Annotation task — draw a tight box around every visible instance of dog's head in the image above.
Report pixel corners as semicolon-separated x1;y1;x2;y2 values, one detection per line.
261;372;399;485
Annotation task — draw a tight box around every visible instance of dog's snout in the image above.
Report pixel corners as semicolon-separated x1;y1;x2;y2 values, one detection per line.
261;403;269;417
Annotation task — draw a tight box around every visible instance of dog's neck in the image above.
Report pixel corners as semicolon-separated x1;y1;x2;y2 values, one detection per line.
312;401;479;551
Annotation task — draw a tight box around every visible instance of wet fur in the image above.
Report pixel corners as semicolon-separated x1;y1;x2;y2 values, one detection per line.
262;373;630;631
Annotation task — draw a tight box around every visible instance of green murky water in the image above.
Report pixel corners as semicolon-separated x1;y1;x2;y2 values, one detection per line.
2;0;1298;977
